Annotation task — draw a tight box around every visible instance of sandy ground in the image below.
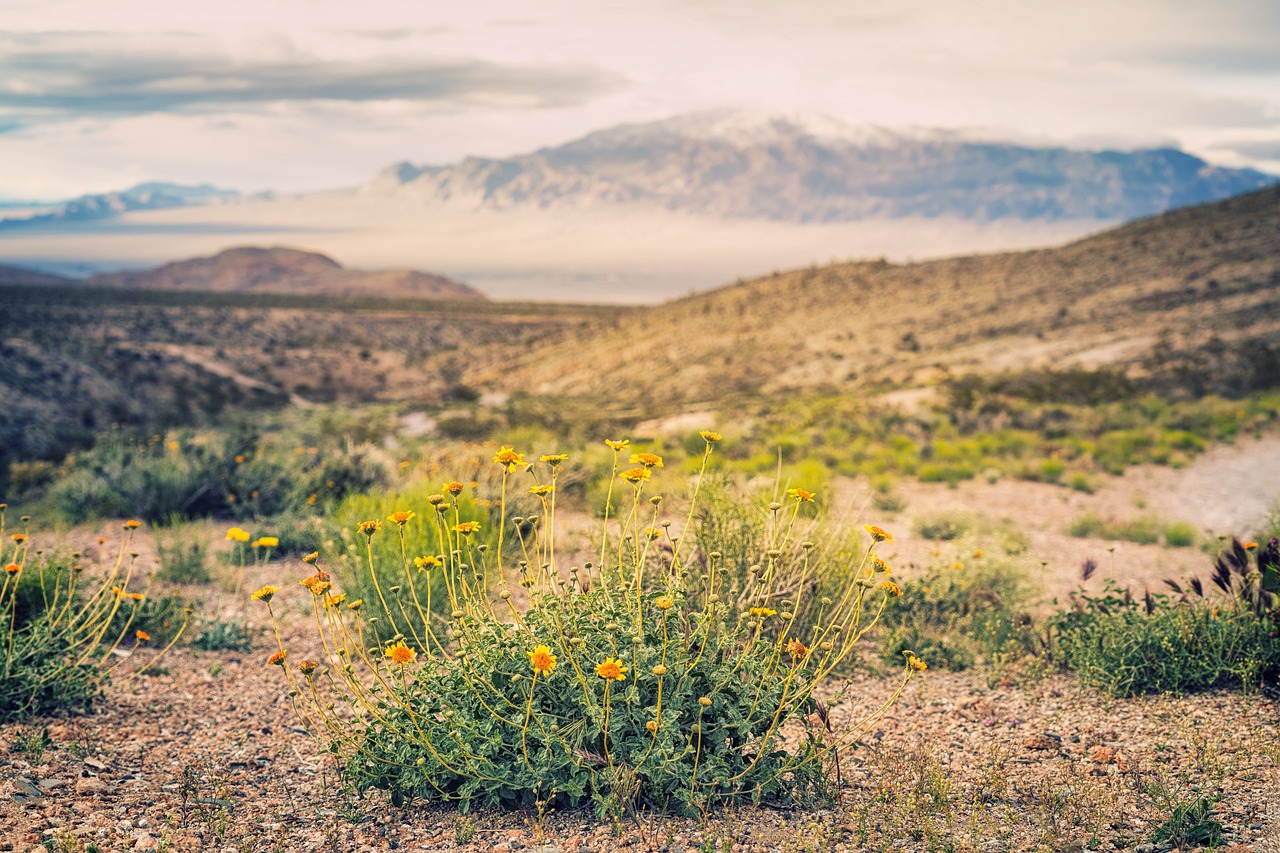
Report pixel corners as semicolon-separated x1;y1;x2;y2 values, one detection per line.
837;434;1280;604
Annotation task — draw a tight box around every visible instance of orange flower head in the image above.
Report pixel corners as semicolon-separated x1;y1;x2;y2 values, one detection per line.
620;467;651;484
453;521;481;536
880;580;903;597
135;630;150;643
300;571;332;596
787;487;815;503
252;585;281;604
384;641;417;666
630;452;664;469
302;551;320;565
909;654;928;672
388;510;416;526
785;638;809;660
267;650;287;667
493;446;525;470
595;657;628;682
864;525;893;543
124;520;142;529
323;592;346;608
528;644;557;676
358;520;382;538
443;481;465;496
4;564;20;575
11;533;27;543
297;659;318;676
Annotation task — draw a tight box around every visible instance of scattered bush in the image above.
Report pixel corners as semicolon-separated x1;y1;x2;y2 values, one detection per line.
0;516;184;720
263;436;922;816
915;510;975;541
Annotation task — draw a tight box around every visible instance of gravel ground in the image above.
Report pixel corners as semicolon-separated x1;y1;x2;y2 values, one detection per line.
2;595;1279;853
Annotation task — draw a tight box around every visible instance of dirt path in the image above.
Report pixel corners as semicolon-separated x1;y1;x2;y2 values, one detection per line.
836;434;1280;603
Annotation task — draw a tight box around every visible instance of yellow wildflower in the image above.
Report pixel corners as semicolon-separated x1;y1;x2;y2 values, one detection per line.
10;533;26;543
257;536;279;548
655;595;675;610
347;599;364;610
529;484;554;496
384;642;417;666
324;592;347;608
267;650;287;667
493;446;525;470
787;487;815;502
880;580;902;597
864;525;893;543
443;482;464;496
302;551;319;565
426;494;445;505
785;638;809;660
252;585;281;603
870;555;892;574
358;520;382;537
604;438;630;451
748;606;777;618
124;519;142;529
135;630;150;642
540;454;569;465
596;657;628;681
651;664;667;676
620;467;651;484
388;510;416;526
300;571;332;596
453;521;481;536
630;452;664;468
4;563;21;575
414;555;443;571
700;430;723;443
297;660;318;676
528;645;557;676
909;655;928;672
226;527;251;543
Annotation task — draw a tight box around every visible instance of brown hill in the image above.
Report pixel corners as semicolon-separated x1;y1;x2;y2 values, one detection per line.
87;246;483;300
472;185;1280;405
0;263;74;286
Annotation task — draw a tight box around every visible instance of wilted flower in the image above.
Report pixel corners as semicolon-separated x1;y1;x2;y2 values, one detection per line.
785;638;809;660
880;580;902;597
358;520;382;538
297;659;318;676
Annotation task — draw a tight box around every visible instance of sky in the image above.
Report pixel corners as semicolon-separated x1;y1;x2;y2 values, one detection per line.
3;0;1279;200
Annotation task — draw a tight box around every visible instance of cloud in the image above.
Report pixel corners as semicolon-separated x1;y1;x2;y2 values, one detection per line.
0;32;619;122
1211;138;1280;162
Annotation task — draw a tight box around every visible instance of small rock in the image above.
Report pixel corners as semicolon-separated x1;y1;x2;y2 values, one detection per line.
1023;734;1058;750
1091;745;1117;764
74;777;106;795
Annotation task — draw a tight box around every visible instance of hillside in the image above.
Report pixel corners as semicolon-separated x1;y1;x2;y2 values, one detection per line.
87;246;483;300
0;262;73;286
470;184;1280;405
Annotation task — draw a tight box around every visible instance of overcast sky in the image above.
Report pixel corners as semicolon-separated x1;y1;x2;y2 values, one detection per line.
3;0;1279;200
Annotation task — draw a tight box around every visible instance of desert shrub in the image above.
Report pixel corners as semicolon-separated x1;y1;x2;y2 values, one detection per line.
1052;585;1280;696
689;478;864;641
1053;539;1280;696
1066;513;1162;545
155;518;211;584
0;516;185;720
190;616;254;652
876;551;1036;671
1163;522;1197;548
263;435;921;816
915;510;974;541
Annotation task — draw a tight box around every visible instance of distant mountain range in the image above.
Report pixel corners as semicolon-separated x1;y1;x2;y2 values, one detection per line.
0;111;1273;302
0;246;483;300
367;111;1274;222
0;182;241;228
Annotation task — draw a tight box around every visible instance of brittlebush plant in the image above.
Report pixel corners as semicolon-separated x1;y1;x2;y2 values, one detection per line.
0;510;187;720
263;434;923;816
